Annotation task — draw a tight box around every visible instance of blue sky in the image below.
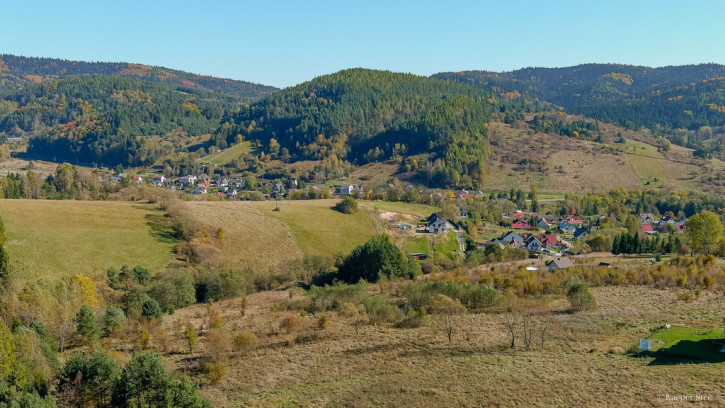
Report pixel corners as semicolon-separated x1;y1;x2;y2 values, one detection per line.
2;0;724;88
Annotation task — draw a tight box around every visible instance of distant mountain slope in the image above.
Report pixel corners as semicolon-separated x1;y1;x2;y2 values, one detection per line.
434;64;725;155
0;75;242;165
0;54;277;99
222;68;502;186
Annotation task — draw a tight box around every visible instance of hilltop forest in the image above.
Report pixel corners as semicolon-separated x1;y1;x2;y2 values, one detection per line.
3;56;725;178
434;64;725;157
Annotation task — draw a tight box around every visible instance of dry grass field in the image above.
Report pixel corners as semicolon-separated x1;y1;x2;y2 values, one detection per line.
181;199;377;270
182;201;303;271
156;285;725;407
484;121;725;194
0;200;176;279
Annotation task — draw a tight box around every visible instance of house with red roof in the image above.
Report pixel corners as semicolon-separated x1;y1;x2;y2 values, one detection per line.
512;220;535;230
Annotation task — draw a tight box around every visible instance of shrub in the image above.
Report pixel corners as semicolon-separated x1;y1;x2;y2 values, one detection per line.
334;196;359;214
363;296;403;324
307;283;367;313
147;270;196;312
103;306;126;337
203;362;228;385
280;316;302;334
141;299;163;322
318;316;328;330
183;323;198;353
395;307;430;328
233;330;259;354
567;283;597;312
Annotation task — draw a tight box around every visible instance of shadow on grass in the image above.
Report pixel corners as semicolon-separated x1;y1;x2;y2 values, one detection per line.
144;212;180;245
644;339;725;365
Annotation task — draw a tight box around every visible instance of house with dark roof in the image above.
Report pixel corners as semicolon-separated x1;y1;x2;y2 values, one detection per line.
458;205;468;218
573;228;589;241
524;235;543;252
549;257;575;272
427;213;448;234
271;182;286;198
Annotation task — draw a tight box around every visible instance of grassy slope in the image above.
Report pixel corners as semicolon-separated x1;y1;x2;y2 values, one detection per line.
160;286;725;407
250;199;377;257
0;200;176;279
181;201;303;271
181;200;377;271
199;141;255;165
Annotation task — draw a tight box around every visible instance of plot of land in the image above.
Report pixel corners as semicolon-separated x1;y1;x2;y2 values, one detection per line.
182;201;303;271
0;200;176;279
160;285;725;407
250;199;377;257
200;141;255;165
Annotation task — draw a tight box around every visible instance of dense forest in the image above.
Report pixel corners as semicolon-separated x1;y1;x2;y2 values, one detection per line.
0;76;243;166
434;64;725;155
0;54;276;99
220;69;513;186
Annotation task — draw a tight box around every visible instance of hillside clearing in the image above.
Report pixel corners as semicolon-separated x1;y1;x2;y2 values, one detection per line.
250;199;377;257
0;200;176;279
181;201;303;270
200;141;255;165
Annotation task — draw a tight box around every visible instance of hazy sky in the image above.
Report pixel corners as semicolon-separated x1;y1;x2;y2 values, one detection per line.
2;0;724;87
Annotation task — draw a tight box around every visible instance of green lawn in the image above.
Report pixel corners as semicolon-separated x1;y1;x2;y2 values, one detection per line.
200;141;255;165
251;199;377;257
645;326;725;362
0;200;177;280
406;236;431;254
434;230;460;254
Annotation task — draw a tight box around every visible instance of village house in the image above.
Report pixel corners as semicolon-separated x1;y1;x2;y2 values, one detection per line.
537;234;559;249
639;213;656;224
226;188;238;198
194;183;208;194
549;257;575;272
179;175;197;186
535;214;557;229
133;175;143;186
458;205;468;218
475;190;485;198
427;213;448;234
271;182;286;198
524;235;542;252
642;224;657;235
512;219;535;230
573;228;589;241
152;175;166;186
340;185;362;195
500;231;524;246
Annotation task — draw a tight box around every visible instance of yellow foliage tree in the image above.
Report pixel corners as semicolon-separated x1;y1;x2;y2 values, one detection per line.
73;274;98;310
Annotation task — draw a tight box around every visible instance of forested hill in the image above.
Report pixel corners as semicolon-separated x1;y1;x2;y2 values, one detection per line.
221;68;507;186
0;54;277;99
434;64;725;156
0;75;242;166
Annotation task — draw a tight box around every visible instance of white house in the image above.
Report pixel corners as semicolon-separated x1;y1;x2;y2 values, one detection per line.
152;175;166;186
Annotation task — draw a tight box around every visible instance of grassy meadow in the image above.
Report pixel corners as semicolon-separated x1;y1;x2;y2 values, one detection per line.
251;199;377;257
0;200;176;279
200;141;255;165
